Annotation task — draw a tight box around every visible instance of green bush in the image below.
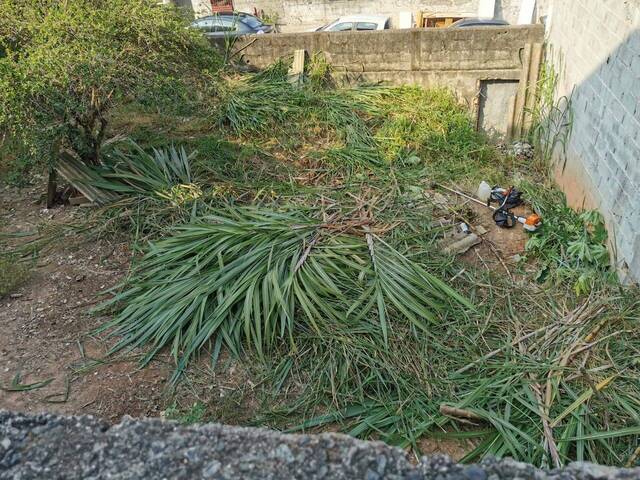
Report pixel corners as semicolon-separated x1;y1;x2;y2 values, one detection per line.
0;0;220;173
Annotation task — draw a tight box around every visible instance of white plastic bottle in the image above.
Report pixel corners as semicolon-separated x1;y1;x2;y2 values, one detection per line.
477;181;492;203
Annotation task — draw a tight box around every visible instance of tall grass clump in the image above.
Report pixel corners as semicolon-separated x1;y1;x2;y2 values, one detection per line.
368;86;496;182
527;61;574;174
215;70;494;185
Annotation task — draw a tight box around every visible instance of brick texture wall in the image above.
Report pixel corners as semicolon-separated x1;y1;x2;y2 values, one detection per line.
540;0;640;283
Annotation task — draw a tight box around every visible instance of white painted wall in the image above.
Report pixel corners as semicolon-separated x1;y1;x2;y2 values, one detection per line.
227;0;524;31
540;0;640;282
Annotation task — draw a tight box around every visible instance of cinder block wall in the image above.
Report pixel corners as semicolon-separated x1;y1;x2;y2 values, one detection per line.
229;0;523;31
538;0;640;282
235;25;543;102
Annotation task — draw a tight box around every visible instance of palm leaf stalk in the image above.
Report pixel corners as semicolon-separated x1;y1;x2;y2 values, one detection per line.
91;141;197;199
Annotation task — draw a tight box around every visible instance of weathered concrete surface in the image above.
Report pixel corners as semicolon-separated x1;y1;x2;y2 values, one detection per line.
2;411;639;479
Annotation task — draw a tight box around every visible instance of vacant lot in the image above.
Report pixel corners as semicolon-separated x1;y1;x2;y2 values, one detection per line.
1;1;638;469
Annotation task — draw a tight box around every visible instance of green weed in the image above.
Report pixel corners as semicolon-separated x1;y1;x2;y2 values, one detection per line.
527;61;574;174
165;402;207;425
521;181;614;294
0;255;30;297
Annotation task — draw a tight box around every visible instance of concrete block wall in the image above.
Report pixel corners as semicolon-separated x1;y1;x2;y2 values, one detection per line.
235;25;543;102
538;0;640;283
223;0;524;31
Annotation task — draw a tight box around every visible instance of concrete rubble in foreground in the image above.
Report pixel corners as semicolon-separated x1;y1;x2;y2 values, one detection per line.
1;410;638;479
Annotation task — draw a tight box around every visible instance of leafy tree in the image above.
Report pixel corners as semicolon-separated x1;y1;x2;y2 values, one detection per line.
0;0;220;168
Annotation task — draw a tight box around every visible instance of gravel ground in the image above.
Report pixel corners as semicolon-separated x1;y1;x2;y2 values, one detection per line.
1;411;638;479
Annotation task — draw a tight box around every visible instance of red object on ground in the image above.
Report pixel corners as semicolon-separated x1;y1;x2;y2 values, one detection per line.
211;0;234;13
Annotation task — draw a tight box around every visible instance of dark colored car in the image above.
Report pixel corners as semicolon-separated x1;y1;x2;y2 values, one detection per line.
450;18;510;28
191;12;273;38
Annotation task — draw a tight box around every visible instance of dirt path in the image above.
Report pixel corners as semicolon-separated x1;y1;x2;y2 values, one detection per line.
0;183;170;422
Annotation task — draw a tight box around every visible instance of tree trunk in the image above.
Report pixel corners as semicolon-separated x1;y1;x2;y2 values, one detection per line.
46;168;57;208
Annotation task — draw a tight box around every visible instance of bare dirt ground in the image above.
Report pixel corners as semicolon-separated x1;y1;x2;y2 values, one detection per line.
0;182;171;422
0;181;264;424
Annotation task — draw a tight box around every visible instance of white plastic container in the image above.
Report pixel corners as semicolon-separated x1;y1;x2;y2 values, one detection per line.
477;181;492;203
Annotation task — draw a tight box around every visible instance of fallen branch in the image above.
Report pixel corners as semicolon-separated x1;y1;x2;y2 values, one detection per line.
439;404;482;422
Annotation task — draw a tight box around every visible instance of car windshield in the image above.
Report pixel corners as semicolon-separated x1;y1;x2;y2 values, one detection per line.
238;14;263;28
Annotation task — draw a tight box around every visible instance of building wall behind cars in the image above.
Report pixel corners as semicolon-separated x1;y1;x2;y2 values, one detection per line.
535;0;640;283
210;0;524;31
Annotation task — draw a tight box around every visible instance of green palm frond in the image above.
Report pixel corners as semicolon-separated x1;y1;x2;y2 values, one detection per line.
96;207;470;380
91;141;196;198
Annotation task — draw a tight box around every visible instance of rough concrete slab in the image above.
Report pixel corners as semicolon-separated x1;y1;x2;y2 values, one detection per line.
1;411;639;479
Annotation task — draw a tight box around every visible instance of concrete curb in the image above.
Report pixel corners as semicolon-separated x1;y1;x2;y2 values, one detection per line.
1;410;638;479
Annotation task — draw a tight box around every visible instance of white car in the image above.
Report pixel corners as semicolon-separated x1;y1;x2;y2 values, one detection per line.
313;15;390;32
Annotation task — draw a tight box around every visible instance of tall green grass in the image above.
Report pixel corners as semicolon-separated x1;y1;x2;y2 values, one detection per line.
214;67;496;186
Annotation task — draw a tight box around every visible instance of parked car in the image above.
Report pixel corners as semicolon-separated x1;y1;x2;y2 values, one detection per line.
449;18;509;28
313;15;390;32
190;12;273;38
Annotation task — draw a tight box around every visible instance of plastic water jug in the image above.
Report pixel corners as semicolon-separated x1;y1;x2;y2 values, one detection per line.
477;181;491;203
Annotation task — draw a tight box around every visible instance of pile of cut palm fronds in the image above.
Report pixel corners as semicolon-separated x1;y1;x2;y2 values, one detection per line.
97;207;471;379
268;290;640;468
94;141;197;200
79;141;210;240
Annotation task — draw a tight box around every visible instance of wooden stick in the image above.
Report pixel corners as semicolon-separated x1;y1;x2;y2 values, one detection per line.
439;404;482;421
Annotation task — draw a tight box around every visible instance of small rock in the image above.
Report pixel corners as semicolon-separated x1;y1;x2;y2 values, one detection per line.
475;225;488;236
508;141;534;160
275;444;294;463
509;254;523;264
365;469;380;480
443;234;481;255
1;438;11;450
463;465;487;480
202;460;221;478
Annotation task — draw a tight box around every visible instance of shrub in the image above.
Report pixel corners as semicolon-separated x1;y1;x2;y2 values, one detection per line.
0;0;220;172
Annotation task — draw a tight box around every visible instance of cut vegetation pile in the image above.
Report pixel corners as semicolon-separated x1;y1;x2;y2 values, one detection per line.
3;48;639;469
